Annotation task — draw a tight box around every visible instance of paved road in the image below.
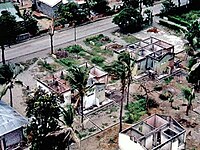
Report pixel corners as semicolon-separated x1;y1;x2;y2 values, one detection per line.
0;0;188;63
0;17;117;62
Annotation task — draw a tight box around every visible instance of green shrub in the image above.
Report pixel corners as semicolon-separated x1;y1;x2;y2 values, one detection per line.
124;99;146;123
59;58;76;67
65;45;84;54
164;76;174;85
91;56;105;65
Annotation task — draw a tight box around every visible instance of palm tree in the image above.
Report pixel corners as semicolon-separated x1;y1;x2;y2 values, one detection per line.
118;52;135;107
0;63;23;107
105;61;127;132
67;66;89;129
182;87;195;116
60;104;75;127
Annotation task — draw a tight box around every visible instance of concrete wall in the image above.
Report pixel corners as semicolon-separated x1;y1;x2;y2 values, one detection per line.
95;84;105;103
154;54;173;75
145;134;153;149
118;133;145;150
172;139;178;150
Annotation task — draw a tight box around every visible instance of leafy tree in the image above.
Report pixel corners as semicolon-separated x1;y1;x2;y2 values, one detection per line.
118;52;134;106
122;0;139;9
144;9;153;25
185;21;200;49
67;66;89;129
182;87;195;116
112;8;143;33
105;61;127;132
161;0;176;15
91;0;111;14
57;2;88;25
0;63;23;107
143;0;154;7
184;44;195;57
23;10;38;35
26;89;61;150
0;11;17;64
187;62;200;90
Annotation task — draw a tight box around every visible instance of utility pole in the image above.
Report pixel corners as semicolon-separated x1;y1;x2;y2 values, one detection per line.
49;19;55;54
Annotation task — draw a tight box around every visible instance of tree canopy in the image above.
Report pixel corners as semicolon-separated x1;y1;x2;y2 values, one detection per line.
161;0;176;15
90;0;111;14
57;2;88;25
26;89;61;150
0;10;18;46
112;8;143;33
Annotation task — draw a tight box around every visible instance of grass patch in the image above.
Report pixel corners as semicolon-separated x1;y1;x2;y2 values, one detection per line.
122;35;139;44
57;58;78;68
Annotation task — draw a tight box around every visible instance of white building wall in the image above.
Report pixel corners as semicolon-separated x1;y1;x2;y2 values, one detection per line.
118;133;145;150
63;91;71;104
172;140;178;150
145;134;153;149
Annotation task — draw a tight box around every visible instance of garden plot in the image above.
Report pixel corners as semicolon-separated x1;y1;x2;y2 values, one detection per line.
73;101;121;140
73;116;101;140
86;102;120;130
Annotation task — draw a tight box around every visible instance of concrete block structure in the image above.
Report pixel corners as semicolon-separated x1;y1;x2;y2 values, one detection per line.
36;65;108;109
114;37;175;79
119;114;186;150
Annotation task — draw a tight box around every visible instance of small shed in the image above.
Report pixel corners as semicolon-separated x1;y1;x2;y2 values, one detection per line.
0;101;28;150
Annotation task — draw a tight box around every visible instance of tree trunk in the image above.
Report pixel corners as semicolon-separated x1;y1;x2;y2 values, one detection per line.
9;86;13;107
186;103;192;116
80;93;84;130
139;0;142;14
178;0;181;7
1;45;6;64
119;81;125;132
126;78;131;107
50;34;53;54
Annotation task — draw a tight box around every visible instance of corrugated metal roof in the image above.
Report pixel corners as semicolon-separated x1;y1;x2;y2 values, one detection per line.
0;101;28;137
0;2;23;22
